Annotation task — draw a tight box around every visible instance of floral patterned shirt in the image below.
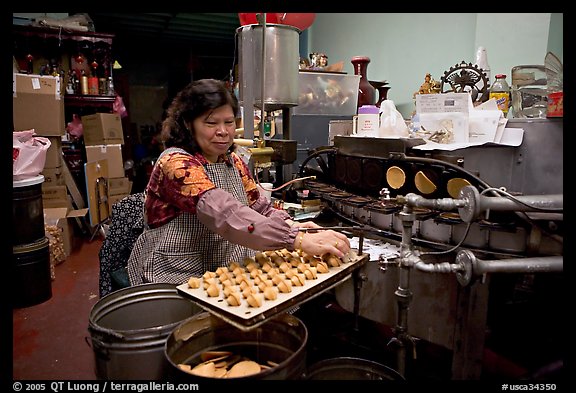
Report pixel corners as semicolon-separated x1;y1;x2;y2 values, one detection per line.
145;150;259;229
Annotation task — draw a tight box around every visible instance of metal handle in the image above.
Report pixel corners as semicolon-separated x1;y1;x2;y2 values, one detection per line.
298;226;387;236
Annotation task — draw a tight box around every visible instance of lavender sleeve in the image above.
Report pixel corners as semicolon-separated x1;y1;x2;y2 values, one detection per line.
196;188;298;251
250;193;292;220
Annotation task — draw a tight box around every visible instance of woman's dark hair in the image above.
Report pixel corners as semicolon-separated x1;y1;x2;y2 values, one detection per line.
161;79;239;154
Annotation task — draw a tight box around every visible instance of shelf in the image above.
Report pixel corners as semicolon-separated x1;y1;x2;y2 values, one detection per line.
64;95;115;109
12;24;114;45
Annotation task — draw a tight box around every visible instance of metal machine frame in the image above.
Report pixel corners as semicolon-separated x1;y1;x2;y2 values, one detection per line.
296;119;563;379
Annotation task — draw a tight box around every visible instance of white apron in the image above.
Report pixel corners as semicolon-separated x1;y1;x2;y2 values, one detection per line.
127;148;253;285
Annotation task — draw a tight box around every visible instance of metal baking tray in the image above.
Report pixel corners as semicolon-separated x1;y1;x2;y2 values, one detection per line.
176;251;369;331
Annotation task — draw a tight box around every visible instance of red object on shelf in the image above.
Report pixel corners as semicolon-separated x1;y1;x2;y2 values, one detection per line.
238;13;316;31
238;13;279;26
351;56;376;108
277;13;316;31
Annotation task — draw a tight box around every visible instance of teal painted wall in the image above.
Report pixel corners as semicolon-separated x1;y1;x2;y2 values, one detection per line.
307;13;562;118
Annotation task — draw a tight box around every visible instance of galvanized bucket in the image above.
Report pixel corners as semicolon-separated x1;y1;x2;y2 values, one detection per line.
165;312;308;380
305;357;404;380
88;283;202;380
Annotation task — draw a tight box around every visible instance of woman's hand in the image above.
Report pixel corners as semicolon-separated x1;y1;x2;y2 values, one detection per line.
290;220;321;229
295;229;351;259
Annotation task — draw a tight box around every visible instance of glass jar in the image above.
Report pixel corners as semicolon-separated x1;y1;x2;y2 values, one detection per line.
511;65;547;118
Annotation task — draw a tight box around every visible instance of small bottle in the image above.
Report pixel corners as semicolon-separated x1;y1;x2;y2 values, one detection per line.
107;76;116;96
489;74;511;116
80;69;89;95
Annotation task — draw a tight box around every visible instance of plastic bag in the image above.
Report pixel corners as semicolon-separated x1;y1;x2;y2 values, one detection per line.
13;129;51;181
113;95;128;118
66;113;83;140
378;100;409;138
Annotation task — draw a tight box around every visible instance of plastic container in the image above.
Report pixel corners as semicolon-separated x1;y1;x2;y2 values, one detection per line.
356;105;380;137
293;71;360;115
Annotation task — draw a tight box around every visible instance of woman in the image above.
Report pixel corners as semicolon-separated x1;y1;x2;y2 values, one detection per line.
127;79;350;285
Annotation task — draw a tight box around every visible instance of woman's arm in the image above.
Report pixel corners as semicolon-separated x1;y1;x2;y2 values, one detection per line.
197;188;298;251
197;188;350;257
250;193;292;221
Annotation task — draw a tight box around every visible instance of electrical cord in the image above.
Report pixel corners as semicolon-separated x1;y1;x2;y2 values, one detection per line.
253;167;316;192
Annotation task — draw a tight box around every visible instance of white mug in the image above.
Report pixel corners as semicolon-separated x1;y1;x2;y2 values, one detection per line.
257;183;273;201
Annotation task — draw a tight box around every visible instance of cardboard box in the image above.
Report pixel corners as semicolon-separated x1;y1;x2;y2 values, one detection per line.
44;136;63;168
41;166;65;186
85;144;125;178
13;73;65;136
108;177;132;196
42;198;68;208
42;184;68;208
42;185;68;201
82;113;124;145
44;207;89;257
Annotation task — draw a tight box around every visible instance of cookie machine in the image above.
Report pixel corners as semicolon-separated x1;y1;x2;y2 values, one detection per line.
297;118;563;379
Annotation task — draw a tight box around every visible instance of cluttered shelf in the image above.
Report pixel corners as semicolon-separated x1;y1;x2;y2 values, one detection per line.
12;23;114;44
64;95;115;108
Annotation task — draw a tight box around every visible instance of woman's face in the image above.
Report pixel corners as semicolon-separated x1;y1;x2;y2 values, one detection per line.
192;105;236;162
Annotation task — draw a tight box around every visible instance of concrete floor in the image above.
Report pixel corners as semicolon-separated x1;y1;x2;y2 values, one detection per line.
12;238;102;380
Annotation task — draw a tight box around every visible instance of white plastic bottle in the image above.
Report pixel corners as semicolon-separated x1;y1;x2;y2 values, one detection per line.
474;46;491;87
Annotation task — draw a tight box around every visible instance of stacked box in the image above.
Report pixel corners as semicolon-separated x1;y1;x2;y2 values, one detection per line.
82;113;124;146
13;73;65;136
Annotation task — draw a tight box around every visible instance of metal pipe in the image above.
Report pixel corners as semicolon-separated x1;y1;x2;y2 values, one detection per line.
474;255;563;274
479;194;563;212
402;193;467;211
459;186;563;223
413;260;462;274
455;250;563;285
393;205;416;378
260;13;267;136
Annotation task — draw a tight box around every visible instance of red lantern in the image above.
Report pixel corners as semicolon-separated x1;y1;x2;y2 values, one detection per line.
277;13;316;31
238;13;279;26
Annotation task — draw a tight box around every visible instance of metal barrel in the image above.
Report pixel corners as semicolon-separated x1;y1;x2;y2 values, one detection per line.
88;283;202;380
12;237;52;308
305;357;405;380
13;175;45;246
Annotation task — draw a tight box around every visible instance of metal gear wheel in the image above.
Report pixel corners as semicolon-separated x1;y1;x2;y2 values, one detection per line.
440;61;490;102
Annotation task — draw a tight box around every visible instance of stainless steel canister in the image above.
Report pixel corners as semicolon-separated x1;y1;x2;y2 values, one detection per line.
237;24;301;110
